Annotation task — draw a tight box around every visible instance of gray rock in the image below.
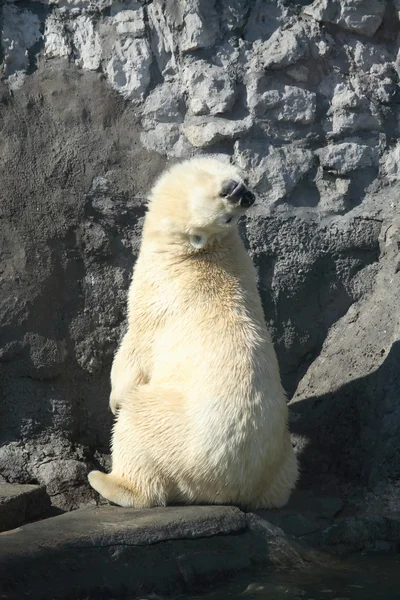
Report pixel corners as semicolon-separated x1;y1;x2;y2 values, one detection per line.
142;81;183;122
0;503;332;598
248;81;316;124
184;60;237;116
184;115;252;147
323;515;400;550
317;142;379;174
147;0;177;76
234;140;315;201
248;19;330;72
71;15;102;71
2;0;400;517
0;505;250;599
43;11;71;60
246;513;285;537
222;0;250;33
245;0;288;43
329;110;382;137
0;484;51;532
180;0;219;53
106;37;152;101
315;169;351;215
36;459;89;497
109;1;145;36
39;1;113;6
252;24;310;71
286;65;310;83
1;505;246;550
250;490;343;539
141;123;191;158
290;212;400;492
304;0;385;36
2;3;42;89
380;143;400;183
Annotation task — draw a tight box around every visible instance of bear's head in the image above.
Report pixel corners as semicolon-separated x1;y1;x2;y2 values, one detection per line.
145;157;255;251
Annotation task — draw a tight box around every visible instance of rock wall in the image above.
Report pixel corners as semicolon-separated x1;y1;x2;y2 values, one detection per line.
1;0;399;510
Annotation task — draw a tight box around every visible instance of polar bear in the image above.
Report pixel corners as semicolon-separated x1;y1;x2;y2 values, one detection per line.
88;157;298;510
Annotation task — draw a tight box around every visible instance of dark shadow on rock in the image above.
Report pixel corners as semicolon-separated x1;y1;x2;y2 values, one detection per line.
257;252;354;397
278;165;321;209
344;166;379;211
289;340;400;490
0;64;167;494
247;212;381;397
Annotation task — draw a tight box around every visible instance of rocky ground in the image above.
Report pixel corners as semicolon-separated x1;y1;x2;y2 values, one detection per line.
1;484;400;598
0;0;399;550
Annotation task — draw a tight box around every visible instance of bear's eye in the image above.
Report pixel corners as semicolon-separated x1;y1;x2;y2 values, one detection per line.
220;179;238;197
225;217;233;224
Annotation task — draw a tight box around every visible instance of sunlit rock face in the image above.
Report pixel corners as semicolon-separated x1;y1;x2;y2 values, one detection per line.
1;0;399;512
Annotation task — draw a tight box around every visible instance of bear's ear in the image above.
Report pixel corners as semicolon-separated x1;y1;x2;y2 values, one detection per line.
189;232;208;249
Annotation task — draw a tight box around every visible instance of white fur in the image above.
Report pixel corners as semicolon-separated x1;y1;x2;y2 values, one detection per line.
88;157;298;510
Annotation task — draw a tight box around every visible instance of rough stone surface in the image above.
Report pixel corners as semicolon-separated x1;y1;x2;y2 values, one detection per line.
0;0;400;515
252;490;344;540
304;0;386;37
1;505;246;551
322;515;400;551
2;3;42;89
290;210;400;498
0;504;314;599
184;60;237;116
317;142;379;174
184;115;252;148
0;484;51;532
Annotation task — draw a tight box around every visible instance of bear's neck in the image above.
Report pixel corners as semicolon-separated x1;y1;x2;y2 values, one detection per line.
142;220;240;259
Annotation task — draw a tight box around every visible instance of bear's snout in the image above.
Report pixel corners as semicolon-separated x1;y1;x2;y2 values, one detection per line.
222;180;256;209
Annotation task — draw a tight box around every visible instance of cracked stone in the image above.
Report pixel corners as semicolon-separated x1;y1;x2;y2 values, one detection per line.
330;112;381;136
248;81;316;124
184;60;237;116
316;170;351;215
44;12;70;59
184;115;252;148
245;0;288;43
106;37;152;101
234;140;315;201
39;1;113;7
72;16;102;71
2;4;42;89
0;484;51;533
180;0;219;53
304;0;385;37
381;144;400;182
110;1;145;37
147;1;177;76
317;142;379;174
249;20;327;72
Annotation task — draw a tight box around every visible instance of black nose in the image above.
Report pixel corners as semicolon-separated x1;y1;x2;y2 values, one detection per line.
221;180;256;208
240;191;255;208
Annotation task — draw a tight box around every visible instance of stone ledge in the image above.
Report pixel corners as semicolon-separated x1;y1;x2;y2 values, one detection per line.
0;504;311;600
0;484;51;533
0;504;246;555
1;498;398;599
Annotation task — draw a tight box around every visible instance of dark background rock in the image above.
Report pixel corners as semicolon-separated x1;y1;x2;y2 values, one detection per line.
0;0;399;512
